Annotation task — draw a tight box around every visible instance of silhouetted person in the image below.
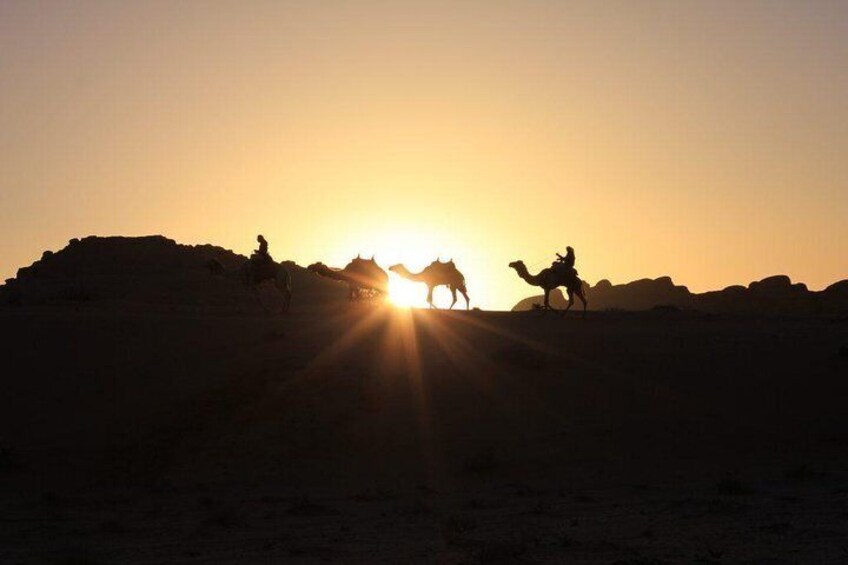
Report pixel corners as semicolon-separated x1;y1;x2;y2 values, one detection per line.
251;235;274;283
256;235;269;258
553;246;578;280
556;246;575;269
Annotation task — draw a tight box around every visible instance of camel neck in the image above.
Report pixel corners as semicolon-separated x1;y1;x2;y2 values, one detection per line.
515;265;541;286
397;266;424;281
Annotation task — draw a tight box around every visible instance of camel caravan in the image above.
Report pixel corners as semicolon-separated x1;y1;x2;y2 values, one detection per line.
209;235;587;316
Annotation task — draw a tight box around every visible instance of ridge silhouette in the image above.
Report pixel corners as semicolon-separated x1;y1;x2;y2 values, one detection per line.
1;235;847;315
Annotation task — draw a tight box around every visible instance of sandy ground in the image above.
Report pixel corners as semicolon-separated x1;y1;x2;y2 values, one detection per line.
1;305;847;564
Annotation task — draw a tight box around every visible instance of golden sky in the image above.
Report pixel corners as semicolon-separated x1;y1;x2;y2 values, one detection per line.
1;1;846;309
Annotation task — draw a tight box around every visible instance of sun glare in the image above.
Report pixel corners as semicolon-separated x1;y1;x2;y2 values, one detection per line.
335;227;474;309
388;276;425;308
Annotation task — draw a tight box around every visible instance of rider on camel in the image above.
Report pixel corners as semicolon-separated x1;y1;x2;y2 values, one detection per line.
553;246;578;279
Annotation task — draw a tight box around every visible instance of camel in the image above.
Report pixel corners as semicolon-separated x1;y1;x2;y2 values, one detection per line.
307;255;389;301
207;257;291;313
389;259;470;310
508;260;587;317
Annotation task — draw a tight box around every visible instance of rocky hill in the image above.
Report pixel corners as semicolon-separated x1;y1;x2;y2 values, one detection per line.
0;235;347;312
513;274;848;315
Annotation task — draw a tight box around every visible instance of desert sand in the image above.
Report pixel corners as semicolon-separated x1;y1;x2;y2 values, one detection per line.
1;302;847;564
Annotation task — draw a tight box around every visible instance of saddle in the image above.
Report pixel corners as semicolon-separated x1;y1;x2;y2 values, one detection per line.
552;261;578;281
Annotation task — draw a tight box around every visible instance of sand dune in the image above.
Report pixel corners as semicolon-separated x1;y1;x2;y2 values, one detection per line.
2;307;847;563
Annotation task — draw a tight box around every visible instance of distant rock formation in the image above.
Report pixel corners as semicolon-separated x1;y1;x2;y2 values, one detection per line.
0;235;346;311
513;274;848;316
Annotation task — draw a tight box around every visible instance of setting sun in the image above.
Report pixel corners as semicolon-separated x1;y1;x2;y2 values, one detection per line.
322;226;477;309
387;276;424;308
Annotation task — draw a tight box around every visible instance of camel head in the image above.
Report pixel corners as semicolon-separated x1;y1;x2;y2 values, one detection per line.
388;264;403;274
508;260;525;271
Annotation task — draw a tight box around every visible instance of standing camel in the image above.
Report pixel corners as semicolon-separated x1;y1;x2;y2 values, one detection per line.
389;260;470;310
307;255;389;301
508;260;587;317
207;258;292;313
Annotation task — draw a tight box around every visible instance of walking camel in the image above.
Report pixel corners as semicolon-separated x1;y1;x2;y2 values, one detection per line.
508;260;587;317
307;255;389;301
207;258;292;313
389;260;470;310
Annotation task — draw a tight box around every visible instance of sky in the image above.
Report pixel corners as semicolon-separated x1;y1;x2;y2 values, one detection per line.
1;1;846;309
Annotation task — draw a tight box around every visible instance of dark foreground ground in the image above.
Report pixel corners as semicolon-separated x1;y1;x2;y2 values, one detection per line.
1;306;847;564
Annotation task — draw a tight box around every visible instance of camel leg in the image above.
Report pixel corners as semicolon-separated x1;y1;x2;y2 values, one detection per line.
427;286;435;309
459;286;470;310
562;289;574;316
449;287;457;310
579;289;588;318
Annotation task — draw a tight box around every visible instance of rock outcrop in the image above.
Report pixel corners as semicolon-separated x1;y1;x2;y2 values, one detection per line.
0;235;346;311
513;274;848;316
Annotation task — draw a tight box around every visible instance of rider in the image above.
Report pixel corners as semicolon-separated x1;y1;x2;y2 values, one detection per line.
553;246;578;279
251;235;274;282
255;235;270;259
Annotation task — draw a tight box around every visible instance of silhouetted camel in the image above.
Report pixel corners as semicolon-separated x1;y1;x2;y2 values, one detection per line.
307;255;389;301
389;260;470;310
207;258;292;313
508;260;587;317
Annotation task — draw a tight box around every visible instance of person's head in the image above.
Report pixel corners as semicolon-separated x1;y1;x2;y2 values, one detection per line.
257;235;266;243
566;246;573;253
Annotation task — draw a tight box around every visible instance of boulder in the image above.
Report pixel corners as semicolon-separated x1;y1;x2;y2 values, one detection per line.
0;235;346;311
585;276;693;311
